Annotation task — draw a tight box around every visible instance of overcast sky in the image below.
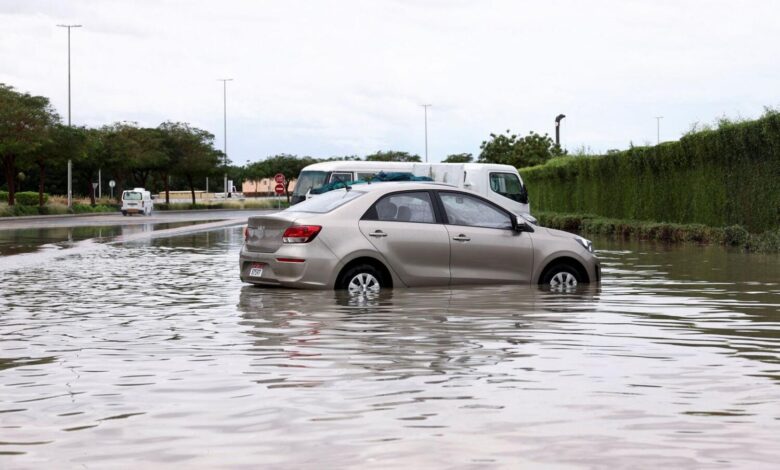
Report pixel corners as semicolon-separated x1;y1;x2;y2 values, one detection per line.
2;0;779;164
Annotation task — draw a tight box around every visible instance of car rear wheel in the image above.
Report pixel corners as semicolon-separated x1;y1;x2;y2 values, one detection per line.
541;263;583;289
338;264;385;294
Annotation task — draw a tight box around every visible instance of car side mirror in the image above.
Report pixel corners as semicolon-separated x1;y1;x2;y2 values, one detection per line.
510;214;533;233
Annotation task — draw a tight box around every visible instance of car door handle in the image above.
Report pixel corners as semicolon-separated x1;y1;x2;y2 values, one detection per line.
452;235;471;242
369;230;388;238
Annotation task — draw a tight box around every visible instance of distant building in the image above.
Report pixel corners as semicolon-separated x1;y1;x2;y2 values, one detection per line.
242;178;297;197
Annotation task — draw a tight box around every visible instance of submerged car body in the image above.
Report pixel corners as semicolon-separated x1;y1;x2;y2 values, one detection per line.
239;182;599;291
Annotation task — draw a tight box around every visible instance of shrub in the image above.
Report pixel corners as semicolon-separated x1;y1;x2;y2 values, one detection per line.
70;204;116;214
14;191;49;206
722;225;749;246
0;190;8;202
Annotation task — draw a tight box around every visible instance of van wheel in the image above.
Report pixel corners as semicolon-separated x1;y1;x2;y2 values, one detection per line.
338;264;385;294
121;211;127;216
541;263;583;289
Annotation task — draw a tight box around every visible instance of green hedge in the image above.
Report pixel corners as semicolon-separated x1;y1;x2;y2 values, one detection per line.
0;190;7;202
521;112;780;232
70;204;117;214
14;191;49;206
535;211;780;253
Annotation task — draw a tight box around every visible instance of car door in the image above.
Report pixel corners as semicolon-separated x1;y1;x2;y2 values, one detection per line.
437;191;533;285
358;191;451;287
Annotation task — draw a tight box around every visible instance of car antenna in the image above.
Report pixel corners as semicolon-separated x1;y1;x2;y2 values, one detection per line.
332;174;351;191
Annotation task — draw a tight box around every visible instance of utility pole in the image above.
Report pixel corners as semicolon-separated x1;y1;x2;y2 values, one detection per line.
655;116;663;145
218;79;233;199
421;104;432;162
57;24;82;208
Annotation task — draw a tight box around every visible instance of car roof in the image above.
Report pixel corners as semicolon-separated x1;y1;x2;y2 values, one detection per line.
340;181;457;194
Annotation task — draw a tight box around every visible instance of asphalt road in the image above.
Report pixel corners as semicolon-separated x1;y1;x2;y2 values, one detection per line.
0;209;276;231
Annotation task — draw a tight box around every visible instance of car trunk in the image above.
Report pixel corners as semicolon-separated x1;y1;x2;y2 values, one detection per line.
245;213;299;253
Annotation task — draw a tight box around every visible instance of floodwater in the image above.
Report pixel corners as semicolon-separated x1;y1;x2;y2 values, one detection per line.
0;222;208;256
1;227;779;469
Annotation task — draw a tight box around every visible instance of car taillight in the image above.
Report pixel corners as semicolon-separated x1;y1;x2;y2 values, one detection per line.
244;226;249;242
282;225;322;243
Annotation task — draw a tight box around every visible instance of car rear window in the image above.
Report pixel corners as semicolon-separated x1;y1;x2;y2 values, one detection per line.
123;192;142;200
287;189;364;213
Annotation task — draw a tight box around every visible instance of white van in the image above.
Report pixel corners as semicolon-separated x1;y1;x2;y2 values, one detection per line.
121;188;154;216
290;161;531;216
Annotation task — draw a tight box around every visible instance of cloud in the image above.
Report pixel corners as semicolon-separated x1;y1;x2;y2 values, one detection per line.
1;0;779;162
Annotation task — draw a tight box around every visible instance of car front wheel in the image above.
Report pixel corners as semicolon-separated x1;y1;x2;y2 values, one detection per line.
338;264;385;294
541;263;583;289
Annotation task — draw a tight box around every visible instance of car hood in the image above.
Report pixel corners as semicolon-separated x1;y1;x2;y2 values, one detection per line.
538;226;580;240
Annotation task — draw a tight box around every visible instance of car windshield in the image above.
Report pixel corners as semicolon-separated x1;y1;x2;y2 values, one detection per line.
123;192;142;200
292;171;328;197
287;189;364;213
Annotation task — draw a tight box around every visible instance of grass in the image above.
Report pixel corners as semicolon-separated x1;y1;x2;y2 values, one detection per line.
536;211;780;253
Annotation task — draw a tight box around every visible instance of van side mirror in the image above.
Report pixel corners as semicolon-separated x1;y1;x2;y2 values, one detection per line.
518;185;529;205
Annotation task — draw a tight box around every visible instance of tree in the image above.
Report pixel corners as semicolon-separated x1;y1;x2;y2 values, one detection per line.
94;122;168;202
442;153;473;163
365;150;421;162
26;125;88;207
478;130;566;168
169;125;221;205
0;84;60;205
248;154;318;203
323;155;362;161
157;122;195;204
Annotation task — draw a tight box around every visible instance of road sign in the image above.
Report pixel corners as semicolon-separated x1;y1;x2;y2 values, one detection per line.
274;173;285;184
108;180;116;188
275;183;285;195
92;182;98;190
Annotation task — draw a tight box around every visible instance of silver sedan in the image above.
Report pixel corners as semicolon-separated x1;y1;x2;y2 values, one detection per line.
239;182;600;292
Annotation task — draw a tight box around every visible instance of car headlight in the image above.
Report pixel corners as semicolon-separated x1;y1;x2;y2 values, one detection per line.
575;236;593;253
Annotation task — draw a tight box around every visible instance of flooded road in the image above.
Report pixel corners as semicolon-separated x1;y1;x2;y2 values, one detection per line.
1;227;779;468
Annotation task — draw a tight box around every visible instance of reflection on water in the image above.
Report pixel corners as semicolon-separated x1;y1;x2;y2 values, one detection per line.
1;227;779;468
0;221;207;256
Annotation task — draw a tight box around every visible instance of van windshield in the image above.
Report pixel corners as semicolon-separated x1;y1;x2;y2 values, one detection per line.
123;192;142;200
292;171;328;197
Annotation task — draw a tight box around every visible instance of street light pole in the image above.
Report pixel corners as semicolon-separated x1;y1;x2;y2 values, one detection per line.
218;78;233;199
57;24;82;208
555;114;566;147
655;116;663;145
421;104;431;162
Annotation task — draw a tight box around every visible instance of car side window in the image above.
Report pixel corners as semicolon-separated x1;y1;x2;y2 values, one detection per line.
367;192;436;223
440;193;512;229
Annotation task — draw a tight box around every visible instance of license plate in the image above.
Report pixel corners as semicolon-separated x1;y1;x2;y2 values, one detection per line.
249;263;265;277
